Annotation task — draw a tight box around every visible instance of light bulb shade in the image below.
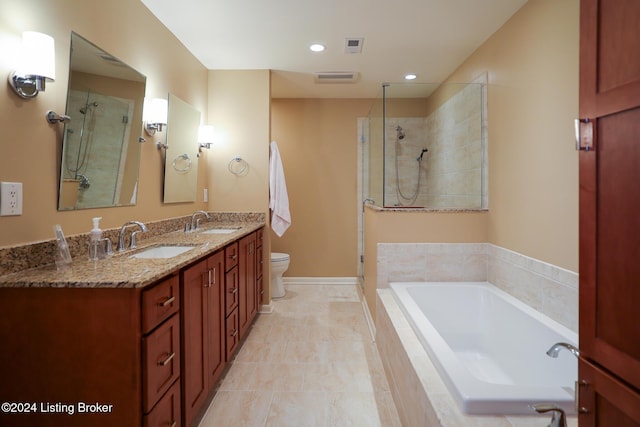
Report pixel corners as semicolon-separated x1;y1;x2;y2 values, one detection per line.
198;125;215;144
18;31;55;81
144;98;168;124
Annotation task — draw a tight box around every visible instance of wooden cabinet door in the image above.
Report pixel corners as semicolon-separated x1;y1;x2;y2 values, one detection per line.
579;0;640;393
181;258;208;427
206;251;225;388
239;233;257;338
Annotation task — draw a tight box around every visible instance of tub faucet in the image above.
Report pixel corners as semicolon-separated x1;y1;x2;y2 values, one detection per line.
546;342;580;359
117;220;148;251
190;210;210;230
532;403;566;427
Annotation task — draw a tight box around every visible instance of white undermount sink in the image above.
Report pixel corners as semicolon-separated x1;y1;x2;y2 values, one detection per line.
200;227;240;235
130;245;196;259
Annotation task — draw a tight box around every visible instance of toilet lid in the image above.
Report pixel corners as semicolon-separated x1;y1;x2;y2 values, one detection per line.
271;252;289;262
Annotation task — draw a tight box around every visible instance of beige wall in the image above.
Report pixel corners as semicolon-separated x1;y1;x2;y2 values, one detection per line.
207;70;272;300
270;98;372;277
207;70;271;214
0;0;209;247
446;0;580;271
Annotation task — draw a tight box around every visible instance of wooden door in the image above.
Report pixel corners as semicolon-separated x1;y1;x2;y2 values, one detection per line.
579;359;640;427
579;0;640;423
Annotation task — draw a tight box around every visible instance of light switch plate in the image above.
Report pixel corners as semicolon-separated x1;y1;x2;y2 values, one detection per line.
0;182;23;216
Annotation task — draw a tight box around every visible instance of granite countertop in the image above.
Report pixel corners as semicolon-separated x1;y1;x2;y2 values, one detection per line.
0;220;264;289
365;205;488;213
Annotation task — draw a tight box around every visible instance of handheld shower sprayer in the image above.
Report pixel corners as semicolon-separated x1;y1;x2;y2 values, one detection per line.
395;125;405;140
417;148;429;162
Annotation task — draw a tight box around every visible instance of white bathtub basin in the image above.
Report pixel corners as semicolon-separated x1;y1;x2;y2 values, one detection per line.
390;281;578;415
130;245;196;259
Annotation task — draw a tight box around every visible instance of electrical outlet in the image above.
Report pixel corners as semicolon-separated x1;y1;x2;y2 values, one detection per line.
0;182;23;216
203;188;209;203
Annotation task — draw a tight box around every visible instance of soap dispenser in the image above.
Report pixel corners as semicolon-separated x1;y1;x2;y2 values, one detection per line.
88;217;105;260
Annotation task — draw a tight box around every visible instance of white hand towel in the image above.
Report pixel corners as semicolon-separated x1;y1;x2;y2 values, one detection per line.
269;141;291;237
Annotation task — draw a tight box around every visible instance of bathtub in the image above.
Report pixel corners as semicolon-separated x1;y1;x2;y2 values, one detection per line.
390;281;578;415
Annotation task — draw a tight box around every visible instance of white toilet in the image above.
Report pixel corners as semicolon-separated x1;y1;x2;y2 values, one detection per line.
270;252;290;298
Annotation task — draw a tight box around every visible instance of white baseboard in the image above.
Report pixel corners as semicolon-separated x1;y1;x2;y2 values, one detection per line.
357;283;376;341
259;302;274;314
282;277;359;285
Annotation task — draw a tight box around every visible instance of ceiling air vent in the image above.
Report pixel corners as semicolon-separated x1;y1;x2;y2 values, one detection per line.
314;71;360;83
345;38;364;54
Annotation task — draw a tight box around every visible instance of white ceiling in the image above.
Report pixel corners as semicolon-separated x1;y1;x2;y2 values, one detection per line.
140;0;527;98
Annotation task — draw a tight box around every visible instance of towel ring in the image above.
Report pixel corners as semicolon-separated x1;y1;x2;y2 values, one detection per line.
228;156;248;175
172;153;192;173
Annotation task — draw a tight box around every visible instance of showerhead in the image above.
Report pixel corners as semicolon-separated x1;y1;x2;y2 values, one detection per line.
79;102;98;115
395;125;405;140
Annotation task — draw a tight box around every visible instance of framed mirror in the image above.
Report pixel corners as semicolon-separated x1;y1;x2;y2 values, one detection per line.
162;94;201;203
58;32;146;211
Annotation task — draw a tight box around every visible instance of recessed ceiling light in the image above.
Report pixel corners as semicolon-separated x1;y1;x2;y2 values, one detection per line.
405;74;417;80
309;43;326;52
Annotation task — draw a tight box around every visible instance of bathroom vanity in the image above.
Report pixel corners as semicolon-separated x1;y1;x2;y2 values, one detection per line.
0;219;264;427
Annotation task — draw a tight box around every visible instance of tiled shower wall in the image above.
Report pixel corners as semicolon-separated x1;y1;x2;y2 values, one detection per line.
423;83;484;208
383;81;485;208
377;243;578;332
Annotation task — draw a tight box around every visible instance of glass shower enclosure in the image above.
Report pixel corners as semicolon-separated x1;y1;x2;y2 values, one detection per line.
364;80;487;209
358;79;487;282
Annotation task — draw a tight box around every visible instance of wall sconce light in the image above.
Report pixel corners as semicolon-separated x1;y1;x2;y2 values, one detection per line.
8;31;56;99
143;98;168;135
198;125;215;156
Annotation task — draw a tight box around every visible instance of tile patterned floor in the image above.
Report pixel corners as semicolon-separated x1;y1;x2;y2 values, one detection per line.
198;284;402;427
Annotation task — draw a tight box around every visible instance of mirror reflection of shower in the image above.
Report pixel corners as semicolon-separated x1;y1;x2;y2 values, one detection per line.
66;97;99;190
79;101;98;115
62;88;133;209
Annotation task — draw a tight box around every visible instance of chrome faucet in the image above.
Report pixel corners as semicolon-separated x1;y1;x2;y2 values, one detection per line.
190;210;210;230
117;220;148;251
532;403;566;427
546;342;580;359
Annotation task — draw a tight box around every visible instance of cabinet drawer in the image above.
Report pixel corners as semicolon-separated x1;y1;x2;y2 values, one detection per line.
256;244;263;279
257;275;264;307
225;242;239;272
143;379;181;427
225;266;239;316
225;308;239;361
142;274;180;334
143;314;181;413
